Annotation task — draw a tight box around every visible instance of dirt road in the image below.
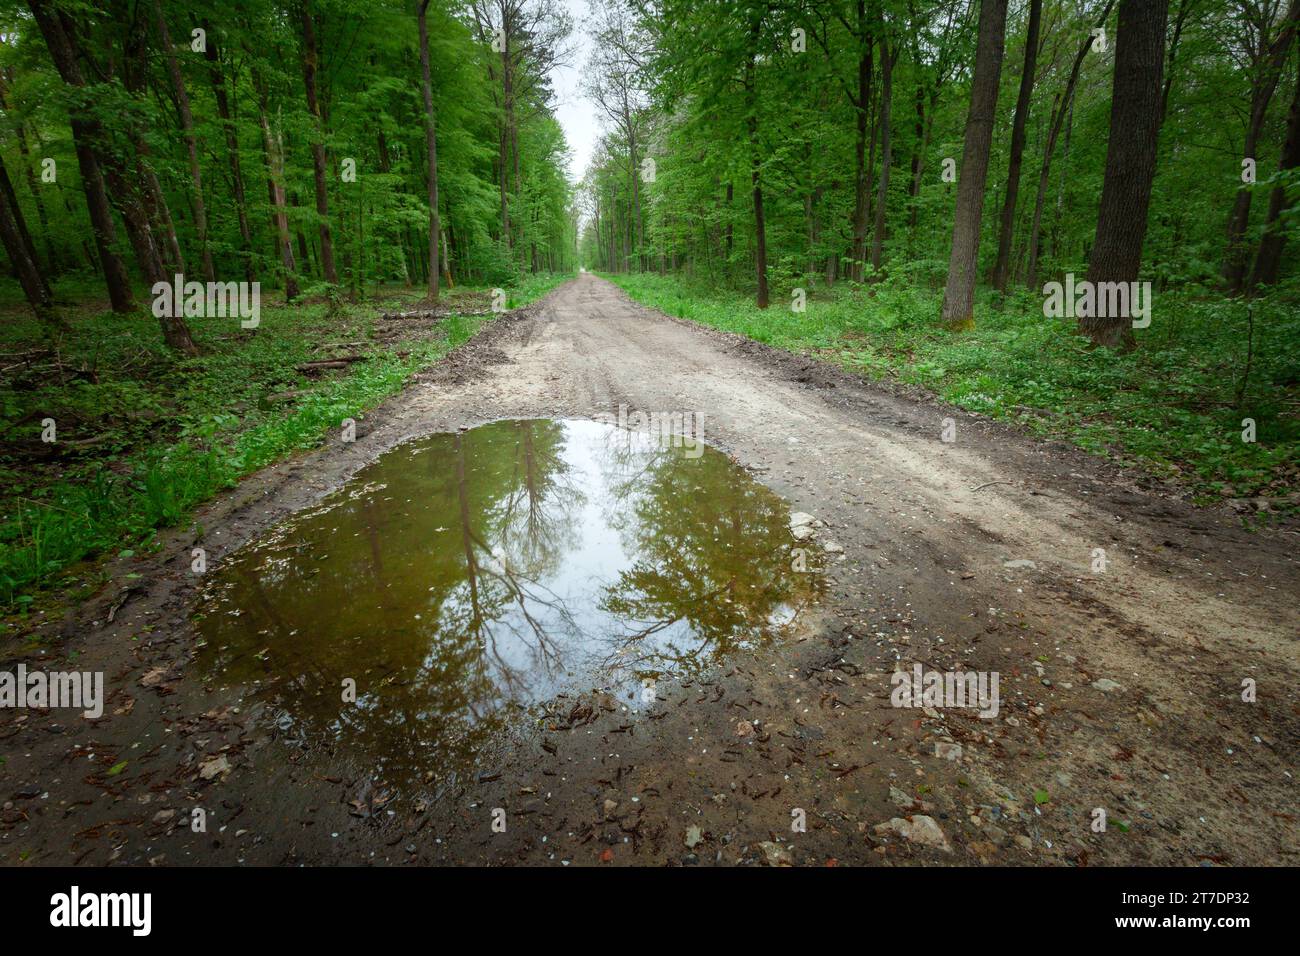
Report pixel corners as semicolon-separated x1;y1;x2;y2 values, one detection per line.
4;273;1297;867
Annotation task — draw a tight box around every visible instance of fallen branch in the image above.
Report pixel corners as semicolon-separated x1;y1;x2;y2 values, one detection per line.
380;308;494;321
296;355;366;373
970;480;1014;493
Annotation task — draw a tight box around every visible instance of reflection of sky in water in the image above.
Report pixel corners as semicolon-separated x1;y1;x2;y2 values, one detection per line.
195;419;819;789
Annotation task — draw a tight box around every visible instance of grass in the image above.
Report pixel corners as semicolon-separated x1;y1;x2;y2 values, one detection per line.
1;272;570;609
605;270;1299;510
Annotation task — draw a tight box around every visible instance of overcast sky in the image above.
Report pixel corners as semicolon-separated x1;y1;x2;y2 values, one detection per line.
551;0;599;183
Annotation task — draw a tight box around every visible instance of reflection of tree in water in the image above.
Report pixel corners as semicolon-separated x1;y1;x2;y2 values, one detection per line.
444;423;586;705
198;420;586;790
595;435;813;676
196;419;817;793
496;420;586;579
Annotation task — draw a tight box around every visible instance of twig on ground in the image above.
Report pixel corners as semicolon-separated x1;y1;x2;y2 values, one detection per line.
970;480;1014;492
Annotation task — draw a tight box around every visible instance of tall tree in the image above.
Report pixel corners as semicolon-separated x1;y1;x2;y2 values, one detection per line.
1249;49;1300;289
418;0;441;300
939;0;1008;329
203;22;254;282
1080;0;1170;348
471;0;572;260
0;155;62;332
869;7;894;279
990;0;1041;292
744;6;769;308
251;65;301;301
584;0;649;272
0;147;47;297
1221;0;1299;292
298;0;339;284
119;6;185;276
848;0;875;282
1025;0;1115;291
26;0;136;312
0;70;57;273
154;0;215;282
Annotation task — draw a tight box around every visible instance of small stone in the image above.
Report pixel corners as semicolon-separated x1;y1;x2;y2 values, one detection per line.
1002;559;1037;570
1091;678;1124;693
889;786;915;809
198;755;231;780
789;513;817;540
735;720;754;737
873;816;951;853
757;841;793;866
152;809;175;823
935;741;963;761
983;824;1009;845
603;798;619;818
684;825;702;849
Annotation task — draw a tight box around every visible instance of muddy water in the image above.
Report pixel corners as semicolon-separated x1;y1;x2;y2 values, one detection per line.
195;419;818;789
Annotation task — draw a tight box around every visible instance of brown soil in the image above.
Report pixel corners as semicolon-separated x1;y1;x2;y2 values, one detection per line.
3;273;1296;867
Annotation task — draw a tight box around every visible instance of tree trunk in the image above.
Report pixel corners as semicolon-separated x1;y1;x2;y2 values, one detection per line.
870;20;894;278
1160;0;1193;124
0;156;63;332
442;226;454;288
1249;51;1300;291
746;18;769;308
1026;0;1115;290
500;25;517;252
907;83;925;236
1222;0;1299;292
253;71;300;301
724;181;734;266
204;24;253;282
120;6;184;274
27;0;136;312
100;159;165;287
1081;0;1169;348
940;0;1008;330
991;0;1041;292
299;0;338;283
155;0;215;282
850;0;874;283
0;72;57;273
0;154;48;296
418;0;441;300
630;127;644;271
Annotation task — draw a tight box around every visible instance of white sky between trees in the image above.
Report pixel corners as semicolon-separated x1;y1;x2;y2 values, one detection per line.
552;0;599;183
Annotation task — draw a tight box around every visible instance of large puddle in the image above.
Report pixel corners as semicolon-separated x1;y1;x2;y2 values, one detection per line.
195;418;819;790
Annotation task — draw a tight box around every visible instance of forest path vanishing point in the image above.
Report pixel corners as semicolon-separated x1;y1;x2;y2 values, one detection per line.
4;273;1296;867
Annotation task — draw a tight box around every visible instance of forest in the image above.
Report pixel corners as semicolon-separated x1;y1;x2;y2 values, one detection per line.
1;0;1297;602
1;0;1299;879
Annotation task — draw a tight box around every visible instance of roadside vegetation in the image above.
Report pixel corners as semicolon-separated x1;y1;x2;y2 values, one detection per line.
608;270;1299;508
1;273;567;608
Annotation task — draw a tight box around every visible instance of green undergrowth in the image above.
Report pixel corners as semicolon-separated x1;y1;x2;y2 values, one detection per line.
1;273;570;609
